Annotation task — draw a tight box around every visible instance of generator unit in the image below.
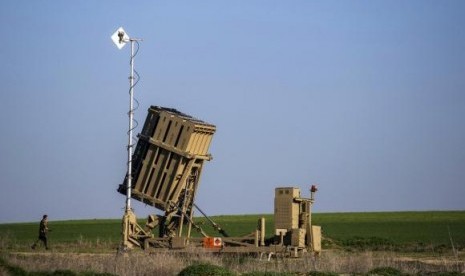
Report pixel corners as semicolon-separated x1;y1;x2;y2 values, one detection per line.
274;186;321;252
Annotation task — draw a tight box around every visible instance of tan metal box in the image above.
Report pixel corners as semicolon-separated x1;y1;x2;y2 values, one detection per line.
291;228;306;247
274;187;301;230
170;237;187;249
311;225;322;253
118;106;216;212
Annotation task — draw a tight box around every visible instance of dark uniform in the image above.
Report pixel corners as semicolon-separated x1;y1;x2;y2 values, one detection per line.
32;215;49;250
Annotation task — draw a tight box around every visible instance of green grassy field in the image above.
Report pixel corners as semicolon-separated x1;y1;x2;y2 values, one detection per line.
315;211;465;246
1;211;464;251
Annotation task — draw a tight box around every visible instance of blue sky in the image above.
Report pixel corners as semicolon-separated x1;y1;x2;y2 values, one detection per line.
1;1;464;223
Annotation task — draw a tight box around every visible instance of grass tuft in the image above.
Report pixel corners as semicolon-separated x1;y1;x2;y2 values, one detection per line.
242;272;295;276
1;255;117;276
306;272;339;276
367;267;405;276
178;263;235;276
1;255;29;276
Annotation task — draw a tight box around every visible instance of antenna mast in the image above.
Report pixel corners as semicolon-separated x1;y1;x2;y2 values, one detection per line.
111;27;143;212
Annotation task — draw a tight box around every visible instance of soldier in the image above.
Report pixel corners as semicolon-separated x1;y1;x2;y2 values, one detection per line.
31;214;50;250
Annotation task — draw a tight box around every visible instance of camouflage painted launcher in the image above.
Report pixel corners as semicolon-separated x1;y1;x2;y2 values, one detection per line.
118;106;216;237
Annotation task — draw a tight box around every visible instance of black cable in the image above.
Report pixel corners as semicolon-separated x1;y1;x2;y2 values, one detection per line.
127;40;141;146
